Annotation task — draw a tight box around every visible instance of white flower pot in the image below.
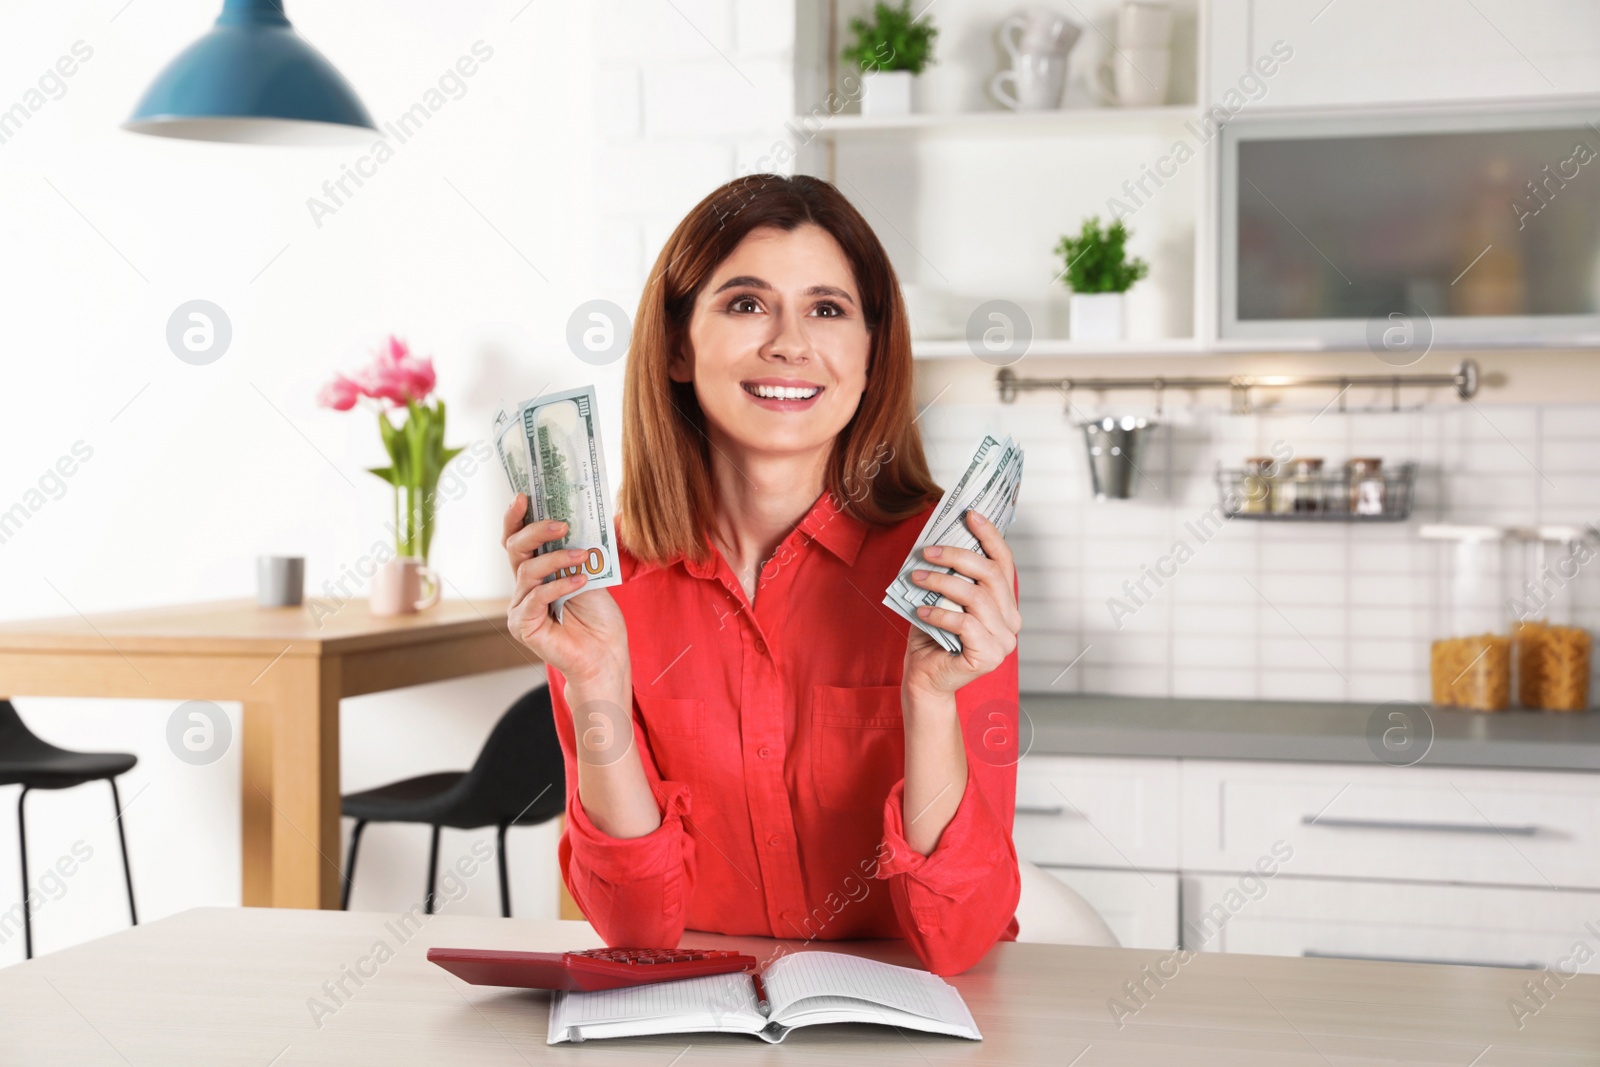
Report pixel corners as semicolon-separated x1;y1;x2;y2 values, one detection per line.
861;70;914;117
1069;292;1125;343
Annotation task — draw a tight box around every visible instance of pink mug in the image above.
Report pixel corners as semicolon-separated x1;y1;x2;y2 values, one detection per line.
370;557;441;616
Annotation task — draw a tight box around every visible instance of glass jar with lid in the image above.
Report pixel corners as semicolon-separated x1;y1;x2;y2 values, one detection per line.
1273;458;1324;515
1347;457;1385;516
1429;528;1512;711
1510;529;1594;711
1239;457;1274;513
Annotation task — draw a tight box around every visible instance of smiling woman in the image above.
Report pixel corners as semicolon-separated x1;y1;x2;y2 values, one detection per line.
501;174;1023;976
623;173;940;567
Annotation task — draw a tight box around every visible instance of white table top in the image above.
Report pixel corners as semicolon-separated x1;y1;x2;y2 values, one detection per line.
3;907;1596;1065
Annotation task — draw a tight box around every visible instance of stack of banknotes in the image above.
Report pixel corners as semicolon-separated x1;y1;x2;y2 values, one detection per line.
883;434;1025;653
494;385;622;620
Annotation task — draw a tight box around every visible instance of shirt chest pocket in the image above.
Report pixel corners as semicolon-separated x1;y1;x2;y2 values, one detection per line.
636;695;704;785
810;685;905;813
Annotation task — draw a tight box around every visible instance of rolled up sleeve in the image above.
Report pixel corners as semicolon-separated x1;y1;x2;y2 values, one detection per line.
874;647;1022;976
549;666;698;947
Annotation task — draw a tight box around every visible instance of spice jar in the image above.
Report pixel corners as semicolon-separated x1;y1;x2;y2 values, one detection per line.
1347;457;1385;516
1240;457;1274;514
1280;458;1324;514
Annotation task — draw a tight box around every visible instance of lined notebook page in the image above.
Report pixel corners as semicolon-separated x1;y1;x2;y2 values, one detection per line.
551;971;761;1028
762;951;975;1029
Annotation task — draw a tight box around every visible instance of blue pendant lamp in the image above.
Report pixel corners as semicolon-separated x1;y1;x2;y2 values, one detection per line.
125;0;376;144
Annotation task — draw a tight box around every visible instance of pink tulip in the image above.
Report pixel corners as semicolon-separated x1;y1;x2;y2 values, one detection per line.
399;354;436;400
356;361;412;405
317;373;362;411
353;336;435;405
322;336;438;410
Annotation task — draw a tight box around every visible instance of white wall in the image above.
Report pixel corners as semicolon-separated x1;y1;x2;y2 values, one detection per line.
0;0;602;964
1;0;804;969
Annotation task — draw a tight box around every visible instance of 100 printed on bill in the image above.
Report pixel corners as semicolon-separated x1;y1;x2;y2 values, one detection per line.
494;384;622;618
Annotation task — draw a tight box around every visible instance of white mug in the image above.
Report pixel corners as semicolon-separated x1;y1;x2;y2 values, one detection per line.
998;6;1083;60
1117;0;1172;48
256;555;304;608
991;52;1069;110
1095;47;1170;107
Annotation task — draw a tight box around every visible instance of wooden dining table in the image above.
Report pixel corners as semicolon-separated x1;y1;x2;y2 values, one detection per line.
0;598;543;911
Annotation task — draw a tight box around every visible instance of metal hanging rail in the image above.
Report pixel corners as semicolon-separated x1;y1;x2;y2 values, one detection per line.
994;359;1480;414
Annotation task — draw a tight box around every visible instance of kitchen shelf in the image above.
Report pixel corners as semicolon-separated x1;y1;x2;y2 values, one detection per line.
807;104;1200;138
1216;463;1418;522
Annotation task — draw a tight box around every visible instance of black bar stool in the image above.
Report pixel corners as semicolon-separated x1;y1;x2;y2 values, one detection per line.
0;699;138;959
341;684;566;916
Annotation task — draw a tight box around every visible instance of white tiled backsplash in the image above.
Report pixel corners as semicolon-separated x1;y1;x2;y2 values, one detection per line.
920;399;1600;703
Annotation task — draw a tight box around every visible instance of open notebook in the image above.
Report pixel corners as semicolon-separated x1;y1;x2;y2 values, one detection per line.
546;950;982;1045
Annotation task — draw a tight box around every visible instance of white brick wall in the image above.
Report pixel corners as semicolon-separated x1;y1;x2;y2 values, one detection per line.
920;398;1600;704
590;0;798;298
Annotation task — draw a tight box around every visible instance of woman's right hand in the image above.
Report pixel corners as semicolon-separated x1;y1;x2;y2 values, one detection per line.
502;495;629;688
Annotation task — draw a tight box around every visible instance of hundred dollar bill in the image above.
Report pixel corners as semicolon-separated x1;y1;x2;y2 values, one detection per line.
884;433;1025;654
886;434;1009;611
494;385;622;620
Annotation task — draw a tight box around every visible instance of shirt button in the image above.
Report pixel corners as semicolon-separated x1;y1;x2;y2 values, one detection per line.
757;745;772;760
767;834;782;847
754;638;767;655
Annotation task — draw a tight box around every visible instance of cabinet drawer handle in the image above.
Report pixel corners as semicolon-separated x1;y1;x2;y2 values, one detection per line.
1301;815;1539;836
1016;804;1067;817
1304;949;1543;970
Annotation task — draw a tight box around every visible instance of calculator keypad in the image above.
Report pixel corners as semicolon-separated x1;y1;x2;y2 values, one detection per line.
573;948;749;966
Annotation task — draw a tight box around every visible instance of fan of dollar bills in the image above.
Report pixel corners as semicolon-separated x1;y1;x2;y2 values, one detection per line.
494;385;623;621
883;434;1025;654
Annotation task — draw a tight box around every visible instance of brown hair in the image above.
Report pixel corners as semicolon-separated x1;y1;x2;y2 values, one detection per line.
618;174;941;566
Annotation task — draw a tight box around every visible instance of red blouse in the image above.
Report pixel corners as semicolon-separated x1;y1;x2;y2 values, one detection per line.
546;489;1021;975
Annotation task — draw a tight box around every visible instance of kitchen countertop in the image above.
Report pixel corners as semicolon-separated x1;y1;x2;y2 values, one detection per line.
1022;693;1600;772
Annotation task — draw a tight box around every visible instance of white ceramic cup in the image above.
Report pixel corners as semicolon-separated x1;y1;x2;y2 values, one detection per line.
999;6;1083;60
991;52;1069;110
256;555;304;608
1095;46;1170;107
1117;0;1172;48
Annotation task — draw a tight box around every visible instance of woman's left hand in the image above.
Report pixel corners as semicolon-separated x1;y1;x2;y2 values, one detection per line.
901;509;1022;698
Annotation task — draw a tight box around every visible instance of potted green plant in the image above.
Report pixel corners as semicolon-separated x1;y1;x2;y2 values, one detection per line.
842;1;938;117
1053;217;1149;342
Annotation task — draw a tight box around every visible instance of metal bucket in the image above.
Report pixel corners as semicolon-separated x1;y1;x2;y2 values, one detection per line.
1082;416;1155;499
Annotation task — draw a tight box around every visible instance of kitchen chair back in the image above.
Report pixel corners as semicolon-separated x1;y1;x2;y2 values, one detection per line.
340;684;566;916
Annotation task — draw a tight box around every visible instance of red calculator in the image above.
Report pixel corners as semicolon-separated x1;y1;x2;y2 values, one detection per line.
427;946;759;992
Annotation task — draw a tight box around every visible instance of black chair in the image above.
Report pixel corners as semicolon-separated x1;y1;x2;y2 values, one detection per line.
340;684;566;917
0;699;138;960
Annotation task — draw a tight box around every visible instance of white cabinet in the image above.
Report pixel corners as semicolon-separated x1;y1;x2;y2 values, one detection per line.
1182;873;1600;974
1041;867;1180;950
1180;760;1600;890
1015;754;1600;968
1207;0;1600;107
1014;756;1180;870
